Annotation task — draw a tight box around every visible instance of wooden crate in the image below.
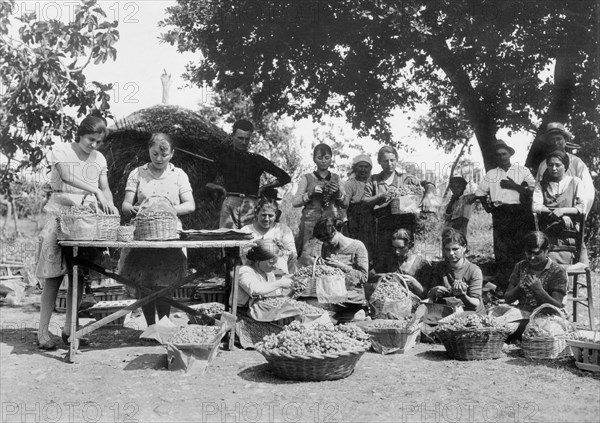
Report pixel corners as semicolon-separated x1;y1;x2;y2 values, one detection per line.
88;300;136;328
173;283;198;302
55;289;68;313
194;288;226;304
568;336;600;373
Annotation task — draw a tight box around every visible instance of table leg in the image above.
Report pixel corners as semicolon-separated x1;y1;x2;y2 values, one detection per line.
229;264;240;350
68;247;78;363
224;247;241;350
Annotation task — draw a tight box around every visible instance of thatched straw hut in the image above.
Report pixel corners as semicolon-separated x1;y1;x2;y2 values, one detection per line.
99;104;240;273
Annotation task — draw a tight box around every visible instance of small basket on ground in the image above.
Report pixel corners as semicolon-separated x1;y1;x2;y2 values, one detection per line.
133;196;178;241
356;318;421;354
436;328;509;360
257;348;368;381
567;332;600;373
522;304;574;360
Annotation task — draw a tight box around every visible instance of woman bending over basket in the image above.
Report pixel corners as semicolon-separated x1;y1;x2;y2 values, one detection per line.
36;115;119;350
311;217;369;323
236;240;294;309
119;133;195;328
495;231;568;340
427;229;484;313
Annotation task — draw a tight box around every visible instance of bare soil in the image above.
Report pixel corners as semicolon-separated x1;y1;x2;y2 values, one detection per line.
1;220;599;423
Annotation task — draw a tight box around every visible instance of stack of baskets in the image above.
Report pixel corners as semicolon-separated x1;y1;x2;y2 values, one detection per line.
522;304;575;360
133;196;178;241
434;313;511;360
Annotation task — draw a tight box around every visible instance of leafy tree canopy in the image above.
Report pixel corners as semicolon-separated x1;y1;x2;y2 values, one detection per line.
0;0;119;195
161;0;598;171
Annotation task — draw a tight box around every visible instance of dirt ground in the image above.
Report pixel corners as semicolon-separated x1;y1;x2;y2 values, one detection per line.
1;220;599;423
1;290;599;423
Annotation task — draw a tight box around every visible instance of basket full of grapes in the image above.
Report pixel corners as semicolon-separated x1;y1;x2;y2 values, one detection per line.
356;317;421;355
433;312;511;360
291;257;345;298
255;321;371;381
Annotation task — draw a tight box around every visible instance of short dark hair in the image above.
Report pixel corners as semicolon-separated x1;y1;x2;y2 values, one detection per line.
233;119;254;133
522;231;550;251
545;150;570;171
148;133;175;152
377;145;398;162
76;115;107;141
253;198;281;222
313;143;332;158
442;228;467;247
391;228;413;249
312;217;343;242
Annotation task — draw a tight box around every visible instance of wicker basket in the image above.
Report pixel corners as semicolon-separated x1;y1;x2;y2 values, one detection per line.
133;196;178;241
358;320;421;354
117;226;135;242
57;209;119;241
567;334;600;373
435;328;510;360
370;273;417;319
236;318;284;349
257;347;368;381
522;304;573;360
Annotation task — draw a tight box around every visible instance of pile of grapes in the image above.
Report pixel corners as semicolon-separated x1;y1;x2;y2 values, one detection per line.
169;325;219;344
370;274;409;303
366;317;415;330
292;264;345;295
59;204;97;216
395;184;424;196
435;314;508;333
189;302;224;316
257;321;370;355
258;296;325;316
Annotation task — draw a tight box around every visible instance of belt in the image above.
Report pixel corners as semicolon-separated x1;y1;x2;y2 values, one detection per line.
227;193;258;199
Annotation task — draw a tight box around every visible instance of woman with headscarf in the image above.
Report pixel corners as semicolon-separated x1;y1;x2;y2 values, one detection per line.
345;154;374;259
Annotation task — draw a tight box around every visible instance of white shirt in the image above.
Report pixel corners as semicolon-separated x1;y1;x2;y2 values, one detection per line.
49;143;107;194
536;153;595;214
475;164;535;206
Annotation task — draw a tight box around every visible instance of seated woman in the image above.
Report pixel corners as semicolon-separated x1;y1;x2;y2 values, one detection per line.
532;150;585;264
241;197;297;275
427;229;484;313
500;231;568;338
237;239;294;310
380;228;431;299
311;217;369;322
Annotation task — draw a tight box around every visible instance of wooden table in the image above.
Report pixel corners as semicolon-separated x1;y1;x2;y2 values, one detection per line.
59;239;253;362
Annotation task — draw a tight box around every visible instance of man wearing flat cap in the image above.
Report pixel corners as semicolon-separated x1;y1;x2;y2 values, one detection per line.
345;154;374;255
475;140;536;292
535;122;595;216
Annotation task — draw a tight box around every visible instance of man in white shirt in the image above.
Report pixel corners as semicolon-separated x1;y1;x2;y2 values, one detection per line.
475;140;536;292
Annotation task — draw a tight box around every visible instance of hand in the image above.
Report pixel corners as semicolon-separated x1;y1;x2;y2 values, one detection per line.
550;208;565;219
452;279;468;296
384;189;396;201
324;258;350;272
522;274;543;293
310;184;324;197
95;191;112;214
562;215;574;229
499;176;520;191
131;205;140;216
429;286;451;299
421;192;434;212
278;277;293;290
325;180;339;194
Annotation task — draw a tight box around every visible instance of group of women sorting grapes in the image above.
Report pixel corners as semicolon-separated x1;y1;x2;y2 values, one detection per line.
35;115;595;350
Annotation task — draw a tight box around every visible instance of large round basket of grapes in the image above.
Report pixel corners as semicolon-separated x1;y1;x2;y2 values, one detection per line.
255;322;371;381
521;304;574;360
433;313;511;360
133;196;178;240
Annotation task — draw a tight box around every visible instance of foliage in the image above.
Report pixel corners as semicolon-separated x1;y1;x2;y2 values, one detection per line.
0;0;119;196
160;0;598;172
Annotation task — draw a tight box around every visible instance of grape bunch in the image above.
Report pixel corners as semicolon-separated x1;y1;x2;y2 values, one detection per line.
59;204;97;216
169;325;219;344
436;314;508;332
190;302;224;316
395;184;423;196
257;321;370;354
370;275;409;303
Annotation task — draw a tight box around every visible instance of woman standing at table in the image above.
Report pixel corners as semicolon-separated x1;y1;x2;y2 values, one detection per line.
120;133;195;328
36;115;118;350
241;197;297;275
